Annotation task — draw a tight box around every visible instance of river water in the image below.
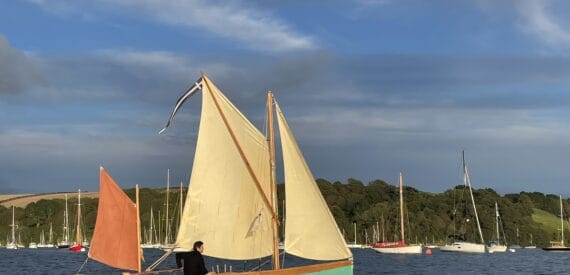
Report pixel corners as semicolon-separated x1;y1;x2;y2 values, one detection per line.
0;247;565;274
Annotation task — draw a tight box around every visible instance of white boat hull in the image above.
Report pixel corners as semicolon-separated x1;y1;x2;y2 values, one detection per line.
5;243;18;250
373;245;422;254
440;242;485;253
487;244;507;253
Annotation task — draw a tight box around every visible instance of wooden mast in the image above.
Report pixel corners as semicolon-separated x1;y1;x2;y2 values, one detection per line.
267;91;280;270
399;172;405;243
136;184;142;273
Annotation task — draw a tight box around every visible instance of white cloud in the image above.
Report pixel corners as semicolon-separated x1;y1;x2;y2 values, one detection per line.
517;0;570;48
26;0;316;52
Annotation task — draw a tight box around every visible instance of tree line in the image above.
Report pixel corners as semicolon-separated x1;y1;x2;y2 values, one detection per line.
0;179;566;247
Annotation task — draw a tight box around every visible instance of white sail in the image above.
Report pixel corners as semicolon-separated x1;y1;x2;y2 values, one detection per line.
275;102;352;261
175;76;273;259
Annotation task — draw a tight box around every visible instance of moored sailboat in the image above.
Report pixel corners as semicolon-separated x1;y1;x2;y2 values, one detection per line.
440;151;486;253
142;207;160;249
372;172;422;254
69;189;86;252
525;234;536;249
6;206;18;250
487;202;508;253
543;195;570;251
148;75;353;274
57;194;71;248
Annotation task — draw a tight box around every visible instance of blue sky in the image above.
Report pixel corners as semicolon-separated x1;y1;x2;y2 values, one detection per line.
2;0;570;195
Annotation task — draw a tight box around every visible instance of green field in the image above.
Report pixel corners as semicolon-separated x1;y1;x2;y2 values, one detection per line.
532;208;565;241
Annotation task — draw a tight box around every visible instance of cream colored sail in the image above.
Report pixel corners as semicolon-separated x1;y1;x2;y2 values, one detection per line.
275;102;352;261
175;76;273;260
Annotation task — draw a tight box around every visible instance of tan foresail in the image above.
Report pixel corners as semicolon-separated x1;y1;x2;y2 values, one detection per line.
275;102;352;261
89;167;140;271
175;76;273;259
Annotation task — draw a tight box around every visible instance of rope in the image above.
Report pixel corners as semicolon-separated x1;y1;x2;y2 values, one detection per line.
248;251;285;272
76;256;89;274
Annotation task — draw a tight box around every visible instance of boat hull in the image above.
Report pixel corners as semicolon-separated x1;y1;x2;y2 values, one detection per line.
148;260;353;275
69;244;86;252
487;245;507;253
543;247;570;251
373;245;422;254
440;242;485;253
242;260;353;275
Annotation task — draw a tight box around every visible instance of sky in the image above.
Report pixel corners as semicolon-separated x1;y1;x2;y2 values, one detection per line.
2;0;570;195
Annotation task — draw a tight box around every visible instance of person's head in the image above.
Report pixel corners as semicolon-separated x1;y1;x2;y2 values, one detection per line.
193;241;204;253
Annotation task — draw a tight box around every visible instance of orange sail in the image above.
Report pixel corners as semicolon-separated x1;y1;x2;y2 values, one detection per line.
89;166;141;271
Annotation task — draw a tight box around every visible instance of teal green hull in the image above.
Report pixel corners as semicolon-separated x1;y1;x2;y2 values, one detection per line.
307;265;353;275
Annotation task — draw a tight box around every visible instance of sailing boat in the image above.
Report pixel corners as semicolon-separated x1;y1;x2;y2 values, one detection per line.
346;222;363;248
526;233;536;249
6;206;18;250
160;169;175;250
57;194;71;248
142;207;160;249
543;195;570;251
440;151;486;253
87;167;143;273
510;225;522;249
148;75;353;273
69;189;86;252
487;202;507;253
372;172;422;254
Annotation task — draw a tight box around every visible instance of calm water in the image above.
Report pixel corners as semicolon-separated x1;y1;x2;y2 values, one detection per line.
0;248;567;274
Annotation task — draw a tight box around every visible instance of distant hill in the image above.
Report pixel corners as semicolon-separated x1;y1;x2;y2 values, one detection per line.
0;192;99;208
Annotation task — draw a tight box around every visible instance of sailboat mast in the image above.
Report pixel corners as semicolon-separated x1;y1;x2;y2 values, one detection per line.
495;202;500;244
136;184;142;273
149;207;154;244
49;222;53;244
165;169;170;245
560;195;564;246
381;214;386;242
11;206;15;244
267;91;280;270
399;172;405;243
76;189;82;245
463;151;484;244
64;194;69;243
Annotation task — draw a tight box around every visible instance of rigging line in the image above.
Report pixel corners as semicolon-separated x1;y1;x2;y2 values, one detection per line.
75;256;89;275
249;250;286;272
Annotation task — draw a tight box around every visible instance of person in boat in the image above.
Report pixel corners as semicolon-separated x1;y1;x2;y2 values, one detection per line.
176;241;213;275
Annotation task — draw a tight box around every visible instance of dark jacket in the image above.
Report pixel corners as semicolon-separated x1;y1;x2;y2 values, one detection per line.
176;251;208;275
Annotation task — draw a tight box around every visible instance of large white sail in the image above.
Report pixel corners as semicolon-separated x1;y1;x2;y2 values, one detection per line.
175;76;273;260
275;102;352;261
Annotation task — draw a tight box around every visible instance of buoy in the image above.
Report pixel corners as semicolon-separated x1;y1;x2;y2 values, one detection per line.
426;248;432;255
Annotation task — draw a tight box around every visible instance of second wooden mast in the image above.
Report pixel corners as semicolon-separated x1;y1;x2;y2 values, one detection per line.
267;91;280;270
